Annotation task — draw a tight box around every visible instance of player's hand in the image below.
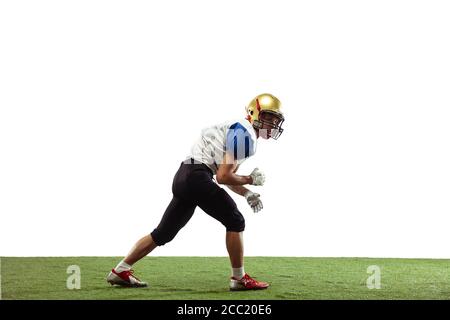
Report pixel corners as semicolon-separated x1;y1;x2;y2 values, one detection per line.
244;191;263;213
249;168;265;186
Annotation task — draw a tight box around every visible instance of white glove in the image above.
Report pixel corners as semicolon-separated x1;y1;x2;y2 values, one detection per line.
244;191;263;213
249;168;265;186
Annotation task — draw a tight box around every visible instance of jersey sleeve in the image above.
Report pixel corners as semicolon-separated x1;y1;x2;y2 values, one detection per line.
225;122;255;161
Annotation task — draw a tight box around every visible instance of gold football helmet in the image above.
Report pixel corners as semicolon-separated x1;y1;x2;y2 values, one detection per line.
246;93;284;139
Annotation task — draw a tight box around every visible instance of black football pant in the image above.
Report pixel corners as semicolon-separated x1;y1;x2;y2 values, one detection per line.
151;159;245;246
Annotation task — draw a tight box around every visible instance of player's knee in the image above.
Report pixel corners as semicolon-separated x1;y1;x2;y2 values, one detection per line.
225;213;245;232
150;229;177;246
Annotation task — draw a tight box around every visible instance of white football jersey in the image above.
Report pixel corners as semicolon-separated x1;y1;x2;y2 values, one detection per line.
186;119;258;174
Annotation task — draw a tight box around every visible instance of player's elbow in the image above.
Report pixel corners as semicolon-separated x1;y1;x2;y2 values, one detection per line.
216;172;231;185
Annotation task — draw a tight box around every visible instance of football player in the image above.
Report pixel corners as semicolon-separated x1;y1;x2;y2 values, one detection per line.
107;93;285;291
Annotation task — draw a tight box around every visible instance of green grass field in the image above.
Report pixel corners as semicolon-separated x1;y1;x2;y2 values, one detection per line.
1;257;449;300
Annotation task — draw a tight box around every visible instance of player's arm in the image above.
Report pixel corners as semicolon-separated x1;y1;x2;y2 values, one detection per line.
216;152;253;186
226;184;251;197
225;164;251;196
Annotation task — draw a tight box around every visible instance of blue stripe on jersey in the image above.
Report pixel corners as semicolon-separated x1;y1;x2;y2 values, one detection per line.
226;122;253;160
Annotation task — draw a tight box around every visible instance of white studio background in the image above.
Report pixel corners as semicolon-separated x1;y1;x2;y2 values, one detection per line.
1;1;449;258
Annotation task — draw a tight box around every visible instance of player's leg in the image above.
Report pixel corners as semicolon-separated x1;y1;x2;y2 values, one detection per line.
226;231;244;269
123;234;158;266
107;196;196;287
197;187;269;291
226;231;246;282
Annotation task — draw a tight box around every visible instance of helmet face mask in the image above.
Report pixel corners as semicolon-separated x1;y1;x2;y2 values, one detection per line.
254;110;285;140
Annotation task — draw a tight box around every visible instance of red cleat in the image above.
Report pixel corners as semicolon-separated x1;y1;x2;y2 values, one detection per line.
106;269;148;288
229;273;270;291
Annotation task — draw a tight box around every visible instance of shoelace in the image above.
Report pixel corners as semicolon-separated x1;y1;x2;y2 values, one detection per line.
125;269;141;281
